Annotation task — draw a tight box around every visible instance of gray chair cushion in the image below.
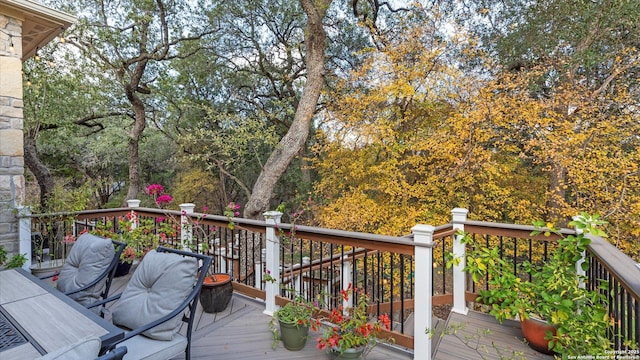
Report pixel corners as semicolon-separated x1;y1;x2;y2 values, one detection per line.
57;233;114;306
37;336;101;360
112;250;198;341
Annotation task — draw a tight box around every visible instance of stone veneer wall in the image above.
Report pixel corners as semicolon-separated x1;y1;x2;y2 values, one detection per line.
0;13;25;255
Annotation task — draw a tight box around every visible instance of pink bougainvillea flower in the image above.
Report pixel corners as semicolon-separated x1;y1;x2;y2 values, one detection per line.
202;206;209;213
63;235;76;244
156;194;173;205
145;184;165;195
156;216;165;223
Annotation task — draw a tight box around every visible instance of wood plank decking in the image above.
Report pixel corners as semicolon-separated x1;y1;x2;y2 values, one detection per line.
433;311;555;360
108;273;555;359
107;272;412;360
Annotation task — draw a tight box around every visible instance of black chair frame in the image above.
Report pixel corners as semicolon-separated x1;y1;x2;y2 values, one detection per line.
95;346;128;360
90;246;213;360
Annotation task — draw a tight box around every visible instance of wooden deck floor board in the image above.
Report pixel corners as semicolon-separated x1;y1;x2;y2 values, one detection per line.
108;272;556;359
433;311;555;360
109;274;410;359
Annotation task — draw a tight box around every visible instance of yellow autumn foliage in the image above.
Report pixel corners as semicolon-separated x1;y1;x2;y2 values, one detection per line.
311;6;639;260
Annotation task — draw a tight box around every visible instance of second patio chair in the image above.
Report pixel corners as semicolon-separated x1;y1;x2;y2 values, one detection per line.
91;246;213;360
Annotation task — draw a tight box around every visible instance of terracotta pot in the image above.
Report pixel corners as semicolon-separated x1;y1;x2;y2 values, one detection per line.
520;317;557;355
199;273;233;313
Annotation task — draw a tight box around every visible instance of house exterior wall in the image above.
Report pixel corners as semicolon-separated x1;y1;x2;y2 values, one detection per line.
0;13;24;254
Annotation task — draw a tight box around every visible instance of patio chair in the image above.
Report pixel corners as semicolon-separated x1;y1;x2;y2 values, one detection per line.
54;233;126;307
90;246;213;360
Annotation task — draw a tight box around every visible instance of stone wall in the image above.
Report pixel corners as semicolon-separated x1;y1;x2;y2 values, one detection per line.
0;13;24;254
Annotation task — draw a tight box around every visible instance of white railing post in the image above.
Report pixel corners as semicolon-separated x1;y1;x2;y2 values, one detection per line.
17;206;32;270
412;224;435;360
573;215;586;289
263;211;282;316
126;199;140;230
342;255;353;312
180;203;196;251
126;199;141;208
451;208;469;315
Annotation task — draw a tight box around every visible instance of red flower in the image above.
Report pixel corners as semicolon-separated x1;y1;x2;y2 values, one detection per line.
341;283;352;302
378;314;391;330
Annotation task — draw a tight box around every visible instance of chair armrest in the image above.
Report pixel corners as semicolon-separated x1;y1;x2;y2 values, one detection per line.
87;293;123;309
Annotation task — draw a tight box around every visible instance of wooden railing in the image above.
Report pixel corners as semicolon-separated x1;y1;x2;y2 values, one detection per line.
18;205;640;359
455;216;640;352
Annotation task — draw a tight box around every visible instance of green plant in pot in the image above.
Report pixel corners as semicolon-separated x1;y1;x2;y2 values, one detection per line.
462;213;612;356
0;245;27;269
270;294;320;351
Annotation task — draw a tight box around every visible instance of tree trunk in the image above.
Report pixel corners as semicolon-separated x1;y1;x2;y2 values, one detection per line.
243;0;332;219
23;134;54;209
545;161;567;225
123;61;149;204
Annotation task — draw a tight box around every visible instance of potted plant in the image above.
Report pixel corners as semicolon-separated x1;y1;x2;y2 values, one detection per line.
91;210;174;277
199;271;234;313
29;186;92;276
269;294;321;351
316;285;391;359
30;231;76;278
462;213;612;356
0;245;27;269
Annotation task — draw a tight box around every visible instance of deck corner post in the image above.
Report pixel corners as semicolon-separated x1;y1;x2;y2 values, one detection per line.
263;211;282;316
179;203;196;251
17;206;32;270
126;199;140;231
572;215;586;289
412;224;435;360
451;208;469;315
341;255;353;312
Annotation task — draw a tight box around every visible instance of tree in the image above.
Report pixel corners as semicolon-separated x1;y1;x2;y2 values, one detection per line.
61;0;218;203
241;0;331;218
311;4;532;234
164;0;374;217
22;42;126;209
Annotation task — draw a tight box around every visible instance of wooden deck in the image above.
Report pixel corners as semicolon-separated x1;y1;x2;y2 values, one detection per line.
107;273;556;359
107;273;412;360
433;311;555;360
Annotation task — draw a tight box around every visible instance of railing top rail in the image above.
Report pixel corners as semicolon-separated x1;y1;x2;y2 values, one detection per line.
23;207;425;255
587;235;640;300
279;223;424;255
462;219;574;240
